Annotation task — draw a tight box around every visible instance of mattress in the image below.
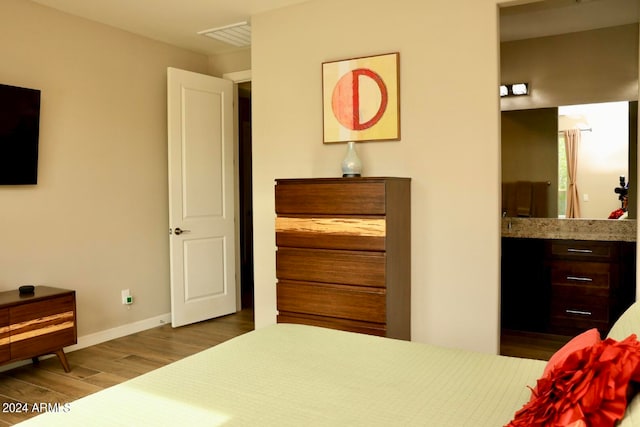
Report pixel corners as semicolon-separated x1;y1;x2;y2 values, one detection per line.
14;323;555;426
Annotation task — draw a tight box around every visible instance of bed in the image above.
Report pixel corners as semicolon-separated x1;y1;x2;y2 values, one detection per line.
15;302;640;426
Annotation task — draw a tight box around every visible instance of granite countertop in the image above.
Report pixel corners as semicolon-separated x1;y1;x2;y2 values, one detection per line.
501;218;637;242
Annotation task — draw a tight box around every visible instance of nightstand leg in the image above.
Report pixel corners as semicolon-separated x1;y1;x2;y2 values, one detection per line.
55;349;71;372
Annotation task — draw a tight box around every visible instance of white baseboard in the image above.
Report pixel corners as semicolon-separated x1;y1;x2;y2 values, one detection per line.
69;312;172;351
0;312;172;373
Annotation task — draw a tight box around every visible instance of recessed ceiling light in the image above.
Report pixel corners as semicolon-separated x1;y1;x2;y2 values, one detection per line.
198;21;251;47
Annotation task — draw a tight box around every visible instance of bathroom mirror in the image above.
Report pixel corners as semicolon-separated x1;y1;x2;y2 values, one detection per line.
499;0;639;219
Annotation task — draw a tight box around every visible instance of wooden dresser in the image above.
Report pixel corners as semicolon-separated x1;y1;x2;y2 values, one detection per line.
0;286;77;372
275;177;411;340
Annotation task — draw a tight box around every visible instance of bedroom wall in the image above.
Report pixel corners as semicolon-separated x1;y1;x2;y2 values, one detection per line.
0;0;208;337
251;0;508;353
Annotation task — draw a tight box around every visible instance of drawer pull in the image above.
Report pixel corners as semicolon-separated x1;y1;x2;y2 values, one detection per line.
566;276;593;282
567;248;593;254
566;309;592;316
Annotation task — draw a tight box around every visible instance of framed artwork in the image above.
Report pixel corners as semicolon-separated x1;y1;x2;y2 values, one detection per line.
322;52;400;144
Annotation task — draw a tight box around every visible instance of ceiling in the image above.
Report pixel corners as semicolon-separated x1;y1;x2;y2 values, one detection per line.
29;0;311;56
29;0;639;56
500;0;639;41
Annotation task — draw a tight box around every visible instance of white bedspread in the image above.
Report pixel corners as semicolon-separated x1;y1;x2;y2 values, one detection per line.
16;323;552;426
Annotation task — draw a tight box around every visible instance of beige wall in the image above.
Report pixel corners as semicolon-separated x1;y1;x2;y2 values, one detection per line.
251;0;507;353
208;49;251;77
501;24;639;111
0;0;209;336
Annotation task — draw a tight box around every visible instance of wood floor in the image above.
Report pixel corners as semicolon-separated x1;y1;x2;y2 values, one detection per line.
500;328;571;361
0;309;254;426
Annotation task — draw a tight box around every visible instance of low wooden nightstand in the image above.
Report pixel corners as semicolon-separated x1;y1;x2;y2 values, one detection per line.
0;286;77;372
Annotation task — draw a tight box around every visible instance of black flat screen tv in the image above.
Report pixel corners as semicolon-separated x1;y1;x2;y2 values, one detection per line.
0;83;41;185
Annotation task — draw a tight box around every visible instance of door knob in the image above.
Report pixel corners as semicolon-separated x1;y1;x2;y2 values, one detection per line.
174;227;190;235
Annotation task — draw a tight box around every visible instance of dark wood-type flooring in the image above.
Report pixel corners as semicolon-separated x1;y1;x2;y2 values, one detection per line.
500;329;571;361
0;309;254;426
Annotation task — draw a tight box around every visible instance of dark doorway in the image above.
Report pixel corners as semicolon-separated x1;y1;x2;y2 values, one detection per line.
238;82;254;309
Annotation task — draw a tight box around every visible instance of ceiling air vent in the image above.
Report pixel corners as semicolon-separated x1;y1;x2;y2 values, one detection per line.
198;21;251;47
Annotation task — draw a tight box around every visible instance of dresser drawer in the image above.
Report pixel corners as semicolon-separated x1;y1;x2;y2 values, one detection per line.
0;309;9;363
549;261;613;290
277;281;386;323
9;294;76;360
278;312;387;336
276;248;386;287
549;240;618;261
276;181;386;215
276;216;386;251
9;294;75;322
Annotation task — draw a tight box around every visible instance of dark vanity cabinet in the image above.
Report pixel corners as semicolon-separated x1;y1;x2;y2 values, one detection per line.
501;238;550;332
502;237;636;337
547;240;636;336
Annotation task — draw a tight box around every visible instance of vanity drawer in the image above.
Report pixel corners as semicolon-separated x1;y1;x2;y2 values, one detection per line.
275;181;387;215
549;261;613;290
277;280;386;323
549;240;618;261
550;290;609;334
550;286;609;312
276;247;386;287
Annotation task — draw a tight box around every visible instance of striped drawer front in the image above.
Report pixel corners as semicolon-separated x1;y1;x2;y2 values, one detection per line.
276;217;386;251
276;247;386;287
277;281;386;323
0;309;8;362
10;310;75;344
9;295;76;359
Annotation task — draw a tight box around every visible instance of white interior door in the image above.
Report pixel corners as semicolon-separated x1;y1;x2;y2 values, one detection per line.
167;67;236;327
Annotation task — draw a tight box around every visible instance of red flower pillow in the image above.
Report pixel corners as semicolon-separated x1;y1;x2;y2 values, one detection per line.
506;334;640;427
543;328;601;378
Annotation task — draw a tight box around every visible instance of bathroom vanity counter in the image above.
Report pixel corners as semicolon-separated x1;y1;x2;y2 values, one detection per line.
501;218;636;242
501;227;636;338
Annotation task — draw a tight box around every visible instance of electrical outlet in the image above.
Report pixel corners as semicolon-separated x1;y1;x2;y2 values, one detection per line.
121;289;133;305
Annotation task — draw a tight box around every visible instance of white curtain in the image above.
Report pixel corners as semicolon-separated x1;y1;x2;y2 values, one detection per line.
564;129;581;218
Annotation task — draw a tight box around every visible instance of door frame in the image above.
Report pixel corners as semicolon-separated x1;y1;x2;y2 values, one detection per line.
223;70;252;312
